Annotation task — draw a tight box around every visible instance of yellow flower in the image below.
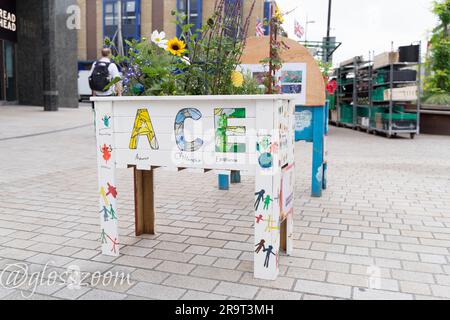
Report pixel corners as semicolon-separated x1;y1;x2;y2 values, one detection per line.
231;71;244;88
166;37;186;56
275;6;284;23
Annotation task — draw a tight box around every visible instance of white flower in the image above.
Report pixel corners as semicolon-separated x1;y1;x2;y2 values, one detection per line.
181;56;191;65
151;30;168;49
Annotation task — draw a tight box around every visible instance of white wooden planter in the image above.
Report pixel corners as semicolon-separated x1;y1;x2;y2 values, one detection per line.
93;95;296;280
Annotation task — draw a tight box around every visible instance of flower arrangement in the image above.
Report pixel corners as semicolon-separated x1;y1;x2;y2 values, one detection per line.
106;0;262;97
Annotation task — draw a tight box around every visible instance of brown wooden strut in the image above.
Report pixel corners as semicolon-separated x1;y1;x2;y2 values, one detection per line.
268;2;274;94
134;168;155;236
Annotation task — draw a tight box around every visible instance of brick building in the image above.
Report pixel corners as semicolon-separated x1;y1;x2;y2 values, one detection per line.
77;0;270;61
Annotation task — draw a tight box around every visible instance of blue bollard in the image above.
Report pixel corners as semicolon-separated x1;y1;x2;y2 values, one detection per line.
230;171;241;184
311;106;325;197
218;174;230;190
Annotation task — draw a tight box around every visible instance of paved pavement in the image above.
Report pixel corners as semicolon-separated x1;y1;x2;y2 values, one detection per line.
0;105;449;300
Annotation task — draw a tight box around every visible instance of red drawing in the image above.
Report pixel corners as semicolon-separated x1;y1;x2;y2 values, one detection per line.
106;183;118;199
269;142;279;154
256;214;264;224
101;144;112;163
107;234;119;254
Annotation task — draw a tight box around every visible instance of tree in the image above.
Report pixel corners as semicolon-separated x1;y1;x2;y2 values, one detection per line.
424;0;450;105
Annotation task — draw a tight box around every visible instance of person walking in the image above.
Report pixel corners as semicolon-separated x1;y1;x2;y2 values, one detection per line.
89;48;122;99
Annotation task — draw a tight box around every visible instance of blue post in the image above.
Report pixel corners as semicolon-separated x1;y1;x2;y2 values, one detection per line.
312;106;325;197
218;174;230;190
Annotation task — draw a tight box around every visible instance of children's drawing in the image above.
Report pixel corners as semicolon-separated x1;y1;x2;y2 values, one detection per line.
214;108;246;153
101;144;112;163
99;205;117;222
99;186;110;206
263;195;273;210
100;229;108;244
106;183;118;199
281;84;302;94
265;214;279;232
281;70;303;84
254;189;266;210
129;109;159;150
255;214;264;224
255;239;266;254
100;206;109;222
256;135;274;169
109;205;117;220
295;110;312;132
258;153;273;169
107;235;119;254
263;245;276;268
102;115;111;128
174;108;204;152
280;164;295;220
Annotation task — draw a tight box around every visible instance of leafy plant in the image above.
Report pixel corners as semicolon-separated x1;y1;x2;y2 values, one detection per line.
106;0;260;96
424;0;450;104
260;3;287;94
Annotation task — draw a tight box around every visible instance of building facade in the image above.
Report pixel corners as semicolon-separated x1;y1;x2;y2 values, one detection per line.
0;0;78;109
77;0;268;61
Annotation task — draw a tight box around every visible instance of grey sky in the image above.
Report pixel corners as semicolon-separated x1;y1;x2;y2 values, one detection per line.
276;0;438;65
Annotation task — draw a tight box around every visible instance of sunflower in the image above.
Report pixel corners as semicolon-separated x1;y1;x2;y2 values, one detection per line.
231;71;244;88
166;37;186;57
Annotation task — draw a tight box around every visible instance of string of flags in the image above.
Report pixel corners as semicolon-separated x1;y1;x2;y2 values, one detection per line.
294;19;304;39
255;5;305;40
256;18;265;37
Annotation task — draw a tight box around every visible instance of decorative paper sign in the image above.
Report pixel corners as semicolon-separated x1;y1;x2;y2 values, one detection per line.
240;63;307;106
295;110;313;132
281;163;295;221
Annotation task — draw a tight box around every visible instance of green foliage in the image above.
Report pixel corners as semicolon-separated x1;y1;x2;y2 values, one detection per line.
318;61;333;78
107;0;259;97
260;6;287;94
424;92;450;105
424;0;450;104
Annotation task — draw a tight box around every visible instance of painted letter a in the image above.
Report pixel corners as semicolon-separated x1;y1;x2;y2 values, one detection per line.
129;109;159;150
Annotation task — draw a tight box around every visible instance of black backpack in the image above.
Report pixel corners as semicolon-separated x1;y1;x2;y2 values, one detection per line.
89;61;111;92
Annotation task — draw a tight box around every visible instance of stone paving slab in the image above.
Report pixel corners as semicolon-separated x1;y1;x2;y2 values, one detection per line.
0;105;449;300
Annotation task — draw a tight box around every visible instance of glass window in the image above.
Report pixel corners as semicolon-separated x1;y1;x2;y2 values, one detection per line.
177;0;202;36
103;0;141;50
105;3;113;13
105;14;114;26
126;1;135;12
224;0;243;38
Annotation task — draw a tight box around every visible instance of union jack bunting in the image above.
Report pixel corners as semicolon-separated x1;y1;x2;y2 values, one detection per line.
294;19;304;39
256;18;265;37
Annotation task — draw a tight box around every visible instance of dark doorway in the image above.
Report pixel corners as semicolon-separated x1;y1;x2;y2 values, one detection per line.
0;40;16;101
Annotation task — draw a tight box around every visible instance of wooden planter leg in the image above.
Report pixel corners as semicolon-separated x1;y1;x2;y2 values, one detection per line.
280;219;287;252
134;168;155;236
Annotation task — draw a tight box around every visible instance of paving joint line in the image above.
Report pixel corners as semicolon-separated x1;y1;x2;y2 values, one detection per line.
0;123;93;142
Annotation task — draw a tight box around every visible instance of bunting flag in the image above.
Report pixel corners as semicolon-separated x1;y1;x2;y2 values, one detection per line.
256;18;265;37
294;19;304;39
